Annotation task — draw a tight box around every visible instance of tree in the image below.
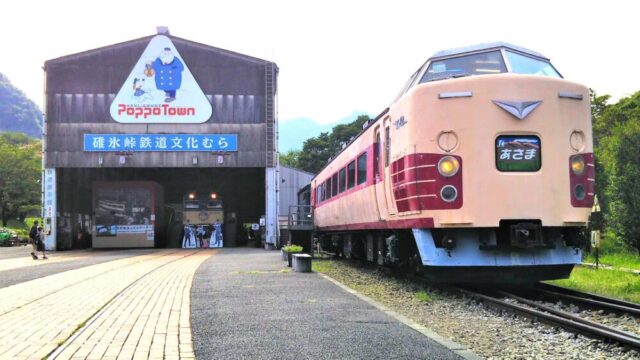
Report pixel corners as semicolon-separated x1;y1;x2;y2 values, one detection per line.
295;115;371;173
279;150;301;169
0;133;41;226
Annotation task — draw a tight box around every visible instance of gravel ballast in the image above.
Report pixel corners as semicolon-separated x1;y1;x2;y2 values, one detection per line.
315;258;640;360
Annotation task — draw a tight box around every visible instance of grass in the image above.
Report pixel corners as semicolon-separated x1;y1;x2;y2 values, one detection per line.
415;290;433;302
548;267;640;303
584;252;640;270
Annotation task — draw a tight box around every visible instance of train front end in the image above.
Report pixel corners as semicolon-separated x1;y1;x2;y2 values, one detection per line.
397;44;593;282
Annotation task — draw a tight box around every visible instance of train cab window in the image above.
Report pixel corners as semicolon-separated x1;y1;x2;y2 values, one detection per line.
185;200;199;209
385;126;390;167
357;153;367;185
374;132;381;178
332;173;338;196
339;168;346;193
347;161;356;189
420;51;506;83
504;51;561;78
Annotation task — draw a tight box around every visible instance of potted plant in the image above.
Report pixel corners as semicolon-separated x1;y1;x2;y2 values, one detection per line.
282;244;304;267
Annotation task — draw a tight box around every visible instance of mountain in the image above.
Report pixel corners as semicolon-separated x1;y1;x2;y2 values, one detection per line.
279;111;371;152
0;73;43;138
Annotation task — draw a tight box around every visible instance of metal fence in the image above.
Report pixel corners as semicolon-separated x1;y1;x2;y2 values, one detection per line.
288;205;313;229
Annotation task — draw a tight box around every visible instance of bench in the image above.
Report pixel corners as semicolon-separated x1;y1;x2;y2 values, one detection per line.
292;253;312;273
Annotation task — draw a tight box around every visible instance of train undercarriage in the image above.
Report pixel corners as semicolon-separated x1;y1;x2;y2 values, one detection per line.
317;222;586;284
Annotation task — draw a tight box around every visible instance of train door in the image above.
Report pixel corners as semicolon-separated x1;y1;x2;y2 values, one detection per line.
373;127;384;220
383;118;397;216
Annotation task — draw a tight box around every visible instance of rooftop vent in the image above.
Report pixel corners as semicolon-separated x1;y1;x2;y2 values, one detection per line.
156;26;170;35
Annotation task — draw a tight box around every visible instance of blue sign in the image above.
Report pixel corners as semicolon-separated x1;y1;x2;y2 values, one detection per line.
84;134;238;152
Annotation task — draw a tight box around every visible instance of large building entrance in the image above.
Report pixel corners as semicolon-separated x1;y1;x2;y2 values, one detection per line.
42;28;279;250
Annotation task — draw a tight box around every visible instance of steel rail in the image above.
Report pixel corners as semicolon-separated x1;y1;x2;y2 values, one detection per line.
456;287;640;350
536;283;640;311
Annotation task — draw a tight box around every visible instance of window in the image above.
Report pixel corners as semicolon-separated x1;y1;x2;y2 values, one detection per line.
357;153;367;185
504;51;561;78
374;132;380;178
339;168;346;193
347;161;356;189
332;173;338;196
420;51;507;83
385;126;390;167
325;179;331;199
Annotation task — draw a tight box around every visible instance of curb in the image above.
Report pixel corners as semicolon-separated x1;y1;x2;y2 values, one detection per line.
317;272;483;360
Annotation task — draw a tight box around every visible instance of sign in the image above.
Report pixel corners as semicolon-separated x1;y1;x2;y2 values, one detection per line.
495;135;541;172
110;35;212;123
84;134;237;152
43;169;56;218
251;223;260;231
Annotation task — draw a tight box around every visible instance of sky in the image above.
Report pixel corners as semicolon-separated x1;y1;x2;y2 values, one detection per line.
1;0;638;124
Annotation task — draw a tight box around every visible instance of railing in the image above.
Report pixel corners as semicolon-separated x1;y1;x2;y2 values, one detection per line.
288;205;313;228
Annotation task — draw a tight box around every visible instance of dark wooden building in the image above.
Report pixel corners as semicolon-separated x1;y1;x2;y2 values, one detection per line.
42;28;278;250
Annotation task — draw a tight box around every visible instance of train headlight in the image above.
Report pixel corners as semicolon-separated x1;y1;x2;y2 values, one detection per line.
571;155;585;176
438;156;460;177
440;185;458;202
574;184;586;201
188;193;196;200
211;193;217;199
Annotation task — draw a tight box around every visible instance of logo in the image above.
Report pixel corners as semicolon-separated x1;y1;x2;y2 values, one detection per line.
110;35;212;124
492;100;542;120
394;116;408;129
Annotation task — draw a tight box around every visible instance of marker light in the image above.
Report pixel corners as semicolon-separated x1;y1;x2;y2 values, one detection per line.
571;155;585;176
440;185;458;202
188;193;195;200
437;156;460;177
211;193;217;199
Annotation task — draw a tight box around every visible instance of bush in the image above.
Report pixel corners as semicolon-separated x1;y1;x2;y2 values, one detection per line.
283;244;303;253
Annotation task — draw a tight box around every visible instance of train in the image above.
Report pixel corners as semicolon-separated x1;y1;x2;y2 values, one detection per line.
311;42;594;283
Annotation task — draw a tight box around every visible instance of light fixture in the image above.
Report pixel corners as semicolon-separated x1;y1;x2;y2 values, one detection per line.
98;156;103;165
192;156;198;165
211;193;217;199
188;193;195;200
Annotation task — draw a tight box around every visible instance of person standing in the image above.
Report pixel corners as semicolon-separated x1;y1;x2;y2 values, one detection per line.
29;220;39;260
36;227;48;260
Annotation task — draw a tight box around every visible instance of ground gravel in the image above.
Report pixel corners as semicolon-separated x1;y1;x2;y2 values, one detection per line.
316;258;640;360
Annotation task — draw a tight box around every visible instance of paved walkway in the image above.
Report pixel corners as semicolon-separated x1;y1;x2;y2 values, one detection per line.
0;247;471;360
191;248;464;360
0;249;215;359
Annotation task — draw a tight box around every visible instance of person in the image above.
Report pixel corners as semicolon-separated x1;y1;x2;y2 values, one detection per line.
29;220;39;260
35;226;47;260
211;219;223;248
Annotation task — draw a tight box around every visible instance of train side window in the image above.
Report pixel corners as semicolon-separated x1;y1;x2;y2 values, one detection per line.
357;153;367;185
385;126;390;167
374;132;380;178
339;168;346;193
325;178;331;199
332;173;338;196
347;161;356;189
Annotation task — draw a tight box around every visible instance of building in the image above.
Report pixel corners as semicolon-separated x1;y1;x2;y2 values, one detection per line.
42;28;278;249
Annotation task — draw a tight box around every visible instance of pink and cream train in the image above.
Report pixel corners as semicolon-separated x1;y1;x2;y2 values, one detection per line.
310;42;594;283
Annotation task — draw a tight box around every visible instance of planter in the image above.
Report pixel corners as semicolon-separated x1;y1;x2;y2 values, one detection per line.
286;251;302;267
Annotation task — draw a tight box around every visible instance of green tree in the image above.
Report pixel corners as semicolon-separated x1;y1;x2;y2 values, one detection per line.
296;115;370;173
279;150;301;169
592;91;640;253
0;73;43;138
0;133;41;226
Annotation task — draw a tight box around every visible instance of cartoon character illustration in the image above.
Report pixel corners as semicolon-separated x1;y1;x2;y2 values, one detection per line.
132;77;153;102
144;60;155;77
152;47;184;103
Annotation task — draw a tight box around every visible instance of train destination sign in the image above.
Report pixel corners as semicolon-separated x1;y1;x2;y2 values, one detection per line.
109;35;213;124
84;134;238;152
495;135;541;172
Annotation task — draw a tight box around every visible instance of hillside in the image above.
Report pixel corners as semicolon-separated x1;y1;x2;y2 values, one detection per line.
279;111;370;152
0;73;42;138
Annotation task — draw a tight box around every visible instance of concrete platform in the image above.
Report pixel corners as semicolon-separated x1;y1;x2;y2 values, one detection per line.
191;248;467;360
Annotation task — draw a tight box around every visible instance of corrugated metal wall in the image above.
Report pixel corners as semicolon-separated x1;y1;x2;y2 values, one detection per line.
44;35;277;169
278;166;314;215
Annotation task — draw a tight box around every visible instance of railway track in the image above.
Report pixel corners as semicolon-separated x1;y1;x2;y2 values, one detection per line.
455;284;640;350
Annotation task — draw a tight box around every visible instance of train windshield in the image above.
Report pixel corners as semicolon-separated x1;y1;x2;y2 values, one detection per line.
504;51;561;78
420;51;507;83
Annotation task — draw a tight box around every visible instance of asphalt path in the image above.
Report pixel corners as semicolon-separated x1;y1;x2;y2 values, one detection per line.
191;248;462;360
